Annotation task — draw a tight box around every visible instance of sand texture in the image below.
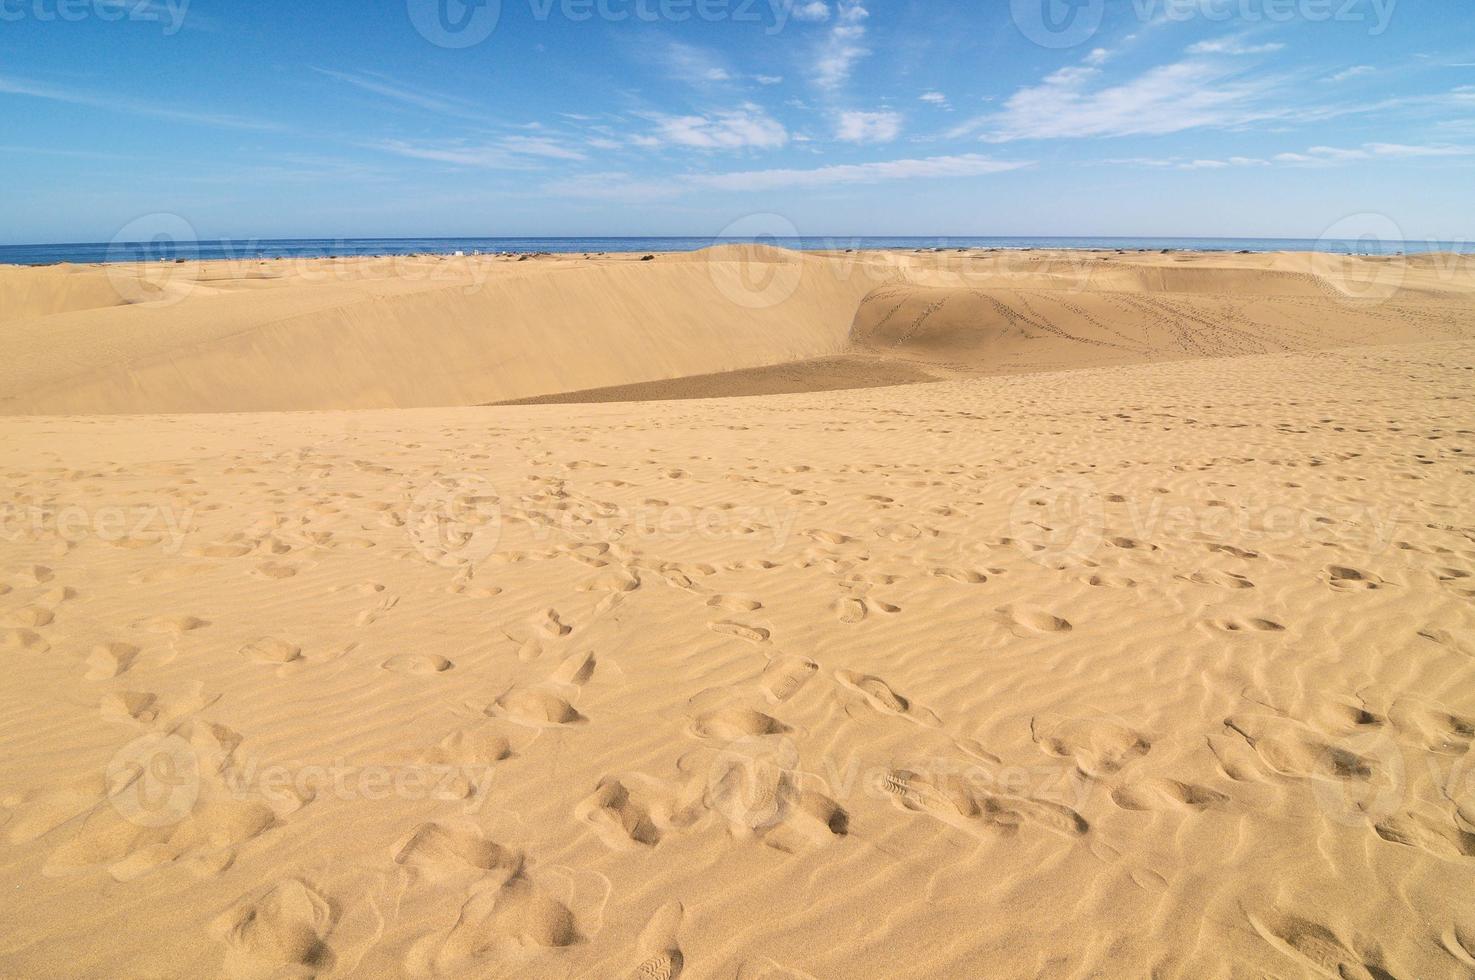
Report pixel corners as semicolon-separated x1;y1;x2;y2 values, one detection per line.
1;248;1474;977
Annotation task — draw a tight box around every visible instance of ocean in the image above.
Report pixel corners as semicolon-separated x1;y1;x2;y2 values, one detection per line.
1;236;1470;267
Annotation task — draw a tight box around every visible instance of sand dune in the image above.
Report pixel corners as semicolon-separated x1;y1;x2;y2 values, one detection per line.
1;250;1475;977
4;247;1473;414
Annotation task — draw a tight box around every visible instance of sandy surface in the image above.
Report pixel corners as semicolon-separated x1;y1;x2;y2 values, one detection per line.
1;248;1474;978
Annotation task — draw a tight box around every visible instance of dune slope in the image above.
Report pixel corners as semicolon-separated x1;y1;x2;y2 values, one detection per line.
1;336;1473;977
4;247;1474;413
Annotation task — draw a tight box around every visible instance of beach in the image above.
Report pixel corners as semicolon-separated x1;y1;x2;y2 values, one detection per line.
2;246;1474;977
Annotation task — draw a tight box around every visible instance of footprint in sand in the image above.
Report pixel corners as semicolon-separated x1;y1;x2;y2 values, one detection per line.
996;605;1073;635
240;637;303;665
1110;778;1229;813
211;879;335;980
1326;565;1386;591
13;565;54;585
835;670;941;727
2;607;54;628
1247;909;1391;980
707;595;763;613
930;567;988;585
100;690;160;725
85;642;141;680
874;768;1088;839
551;650;597;687
491;687;585;728
135;615;210;635
761;656;818;705
393;823;520;879
1031;715;1152;778
1373;807;1475;859
709;621;770;644
836;596;867;624
1186;570;1255;590
251;561;302;580
1208;617;1285;634
532;608;572;639
690;707;790;741
2;628;49;653
410;875;583;974
382;654;455;675
577;778;662;849
1223;714;1380;784
1387;698;1474;755
628;901;685;980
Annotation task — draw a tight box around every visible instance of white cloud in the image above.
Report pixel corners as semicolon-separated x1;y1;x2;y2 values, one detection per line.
375;135;587;168
1366;142;1473;157
312;68;486;119
836;110;902;143
692;154;1026;192
791;1;830;21
814;0;870;90
963;59;1283;142
639;105;789;150
1105;155;1269;169
919;91;949;107
0;73;280;132
664;42;734;85
1186;38;1286;56
756;75;785;86
1112;143;1471;171
547;153;1029;199
1084;48;1111;66
499;135;589;161
1327;65;1375;83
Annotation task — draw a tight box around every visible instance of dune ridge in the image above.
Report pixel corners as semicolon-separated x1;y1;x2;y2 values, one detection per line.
4;247;1474;414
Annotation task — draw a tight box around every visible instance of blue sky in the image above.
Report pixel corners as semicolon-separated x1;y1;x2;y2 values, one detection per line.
1;0;1472;243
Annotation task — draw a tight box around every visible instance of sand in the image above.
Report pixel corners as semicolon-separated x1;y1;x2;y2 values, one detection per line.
1;248;1474;978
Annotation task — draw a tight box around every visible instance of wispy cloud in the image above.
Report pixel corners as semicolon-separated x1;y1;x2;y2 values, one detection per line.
814;0;870;90
956;59;1284;142
836;110;902;143
791;1;830;22
547;153;1028;199
663;42;735;84
374;135;588;168
1109;142;1472;170
633;105;789;150
312;68;489;120
1186;38;1286;56
1326;65;1376;82
694;154;1026;191
0;73;281;132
